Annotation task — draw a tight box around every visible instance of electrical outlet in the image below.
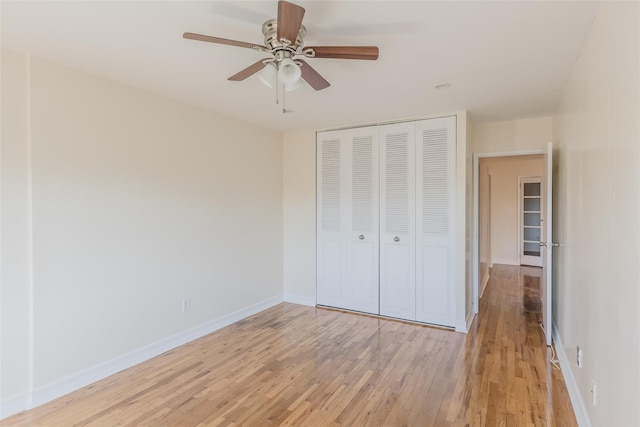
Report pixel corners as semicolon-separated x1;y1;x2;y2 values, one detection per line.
182;298;191;312
576;345;582;368
590;380;597;405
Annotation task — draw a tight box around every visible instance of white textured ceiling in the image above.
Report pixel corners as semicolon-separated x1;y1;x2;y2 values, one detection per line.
1;1;599;132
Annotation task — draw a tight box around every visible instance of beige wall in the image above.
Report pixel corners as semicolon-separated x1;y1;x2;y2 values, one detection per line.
1;49;33;405
553;2;640;425
1;50;284;411
473;116;552;154
282;130;316;305
479;155;544;267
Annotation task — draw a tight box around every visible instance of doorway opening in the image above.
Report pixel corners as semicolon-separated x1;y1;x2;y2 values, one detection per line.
473;144;555;346
473;151;545;313
475;153;544;302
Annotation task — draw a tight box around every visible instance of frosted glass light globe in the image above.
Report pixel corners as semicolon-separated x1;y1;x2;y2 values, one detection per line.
278;58;302;84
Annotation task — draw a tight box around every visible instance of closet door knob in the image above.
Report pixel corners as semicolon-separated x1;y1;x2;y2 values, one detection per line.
359;235;365;240
394;236;400;242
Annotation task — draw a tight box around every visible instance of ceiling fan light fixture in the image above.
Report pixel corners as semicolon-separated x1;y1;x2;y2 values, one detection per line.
278;58;301;84
284;78;305;92
257;63;277;88
184;1;379;101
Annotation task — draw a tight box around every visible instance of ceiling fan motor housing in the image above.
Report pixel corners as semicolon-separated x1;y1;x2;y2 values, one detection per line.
262;19;306;53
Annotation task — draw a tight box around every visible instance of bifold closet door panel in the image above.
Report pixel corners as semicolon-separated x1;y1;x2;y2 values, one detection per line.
347;129;379;313
316;128;379;314
379;122;416;320
317;130;346;309
415;116;456;326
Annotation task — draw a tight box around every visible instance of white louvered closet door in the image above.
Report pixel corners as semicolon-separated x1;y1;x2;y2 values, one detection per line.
379;122;416;320
346;128;379;313
415;116;456;326
317;127;379;314
317;130;345;310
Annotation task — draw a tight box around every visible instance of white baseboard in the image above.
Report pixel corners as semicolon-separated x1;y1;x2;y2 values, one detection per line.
0;294;284;420
284;293;316;307
553;324;591;427
0;392;31;420
491;258;520;266
480;272;490;298
466;310;476;332
455;311;475;333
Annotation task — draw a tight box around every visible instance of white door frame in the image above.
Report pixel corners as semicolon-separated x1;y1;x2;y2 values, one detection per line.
472;149;546;314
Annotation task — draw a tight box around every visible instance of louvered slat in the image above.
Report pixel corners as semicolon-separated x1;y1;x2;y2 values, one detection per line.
321;140;341;231
352;136;373;232
422;128;449;235
385;132;410;234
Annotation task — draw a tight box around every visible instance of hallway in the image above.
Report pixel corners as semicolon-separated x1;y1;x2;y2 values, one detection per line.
458;264;575;425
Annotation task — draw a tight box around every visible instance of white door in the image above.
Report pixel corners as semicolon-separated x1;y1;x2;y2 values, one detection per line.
415;117;456;326
379;122;416;320
316;127;379;314
541;142;555;346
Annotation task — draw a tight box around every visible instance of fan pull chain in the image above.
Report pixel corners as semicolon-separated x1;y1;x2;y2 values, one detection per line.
274;64;288;113
282;84;286;114
275;67;279;105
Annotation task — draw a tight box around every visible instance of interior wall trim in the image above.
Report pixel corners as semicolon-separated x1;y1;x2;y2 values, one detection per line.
480;272;490;298
553;324;591;427
0;391;30;420
315;112;460;133
491;258;520;266
459;310;476;333
0;294;285;420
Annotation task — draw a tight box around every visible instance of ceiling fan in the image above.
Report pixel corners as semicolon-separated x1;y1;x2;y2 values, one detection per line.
183;0;379;92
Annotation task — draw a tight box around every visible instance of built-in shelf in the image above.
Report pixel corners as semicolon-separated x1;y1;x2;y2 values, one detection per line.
520;179;542;266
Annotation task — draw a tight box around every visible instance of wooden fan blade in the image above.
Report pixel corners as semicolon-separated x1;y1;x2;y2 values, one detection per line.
277;1;305;46
183;32;266;51
228;60;267;81
306;46;379;60
298;59;330;91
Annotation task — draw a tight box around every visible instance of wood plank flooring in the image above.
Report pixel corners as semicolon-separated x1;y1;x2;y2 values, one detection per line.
2;265;576;426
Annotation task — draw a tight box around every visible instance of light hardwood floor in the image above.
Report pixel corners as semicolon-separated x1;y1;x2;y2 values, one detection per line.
3;265;576;426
